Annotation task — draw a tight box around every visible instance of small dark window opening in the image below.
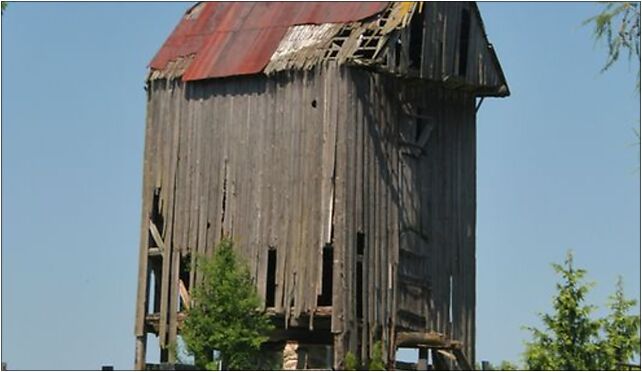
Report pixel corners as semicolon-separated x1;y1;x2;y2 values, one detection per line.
180;254;191;291
266;248;277;308
317;244;334;306
147;267;156;314
415;108;427;142
409;8;424;69
149;188;164;245
151;188;163;233
458;8;471;77
357;232;365;256
153;265;161;313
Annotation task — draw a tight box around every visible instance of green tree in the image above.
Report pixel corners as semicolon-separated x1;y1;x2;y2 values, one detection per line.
585;2;640;87
497;360;519;370
343;342;386;370
601;276;641;370
475;360;520;370
524;251;603;370
585;2;641;161
181;238;274;370
368;341;386;370
344;351;359;371
524;251;640;370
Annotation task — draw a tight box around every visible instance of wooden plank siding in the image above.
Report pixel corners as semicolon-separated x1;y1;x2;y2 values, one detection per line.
384;2;508;97
135;64;477;367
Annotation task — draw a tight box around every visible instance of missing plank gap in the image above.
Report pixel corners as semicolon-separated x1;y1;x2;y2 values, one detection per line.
409;6;424;69
147;267;156;314
266;247;277;308
180;254;191;292
220;163;228;237
149;187;164;245
317;244;334;306
458;8;471;77
357;232;365;256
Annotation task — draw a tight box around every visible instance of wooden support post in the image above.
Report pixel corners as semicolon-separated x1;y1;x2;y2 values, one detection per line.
396;331;449;348
134;335;146;370
417;348;428;370
168;251;181;363
333;333;345;370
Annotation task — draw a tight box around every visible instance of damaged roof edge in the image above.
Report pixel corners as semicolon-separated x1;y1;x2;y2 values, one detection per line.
471;3;510;97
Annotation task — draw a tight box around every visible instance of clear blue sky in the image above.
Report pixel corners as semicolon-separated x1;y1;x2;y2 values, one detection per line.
2;2;639;370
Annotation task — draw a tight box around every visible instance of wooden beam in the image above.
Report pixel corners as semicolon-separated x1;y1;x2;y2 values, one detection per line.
149;220;165;253
134;335;147;370
178;279;190;310
396;331;450;348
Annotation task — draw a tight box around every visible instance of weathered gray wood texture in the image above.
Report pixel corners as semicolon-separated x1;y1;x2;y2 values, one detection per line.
134;64;476;367
384;2;507;97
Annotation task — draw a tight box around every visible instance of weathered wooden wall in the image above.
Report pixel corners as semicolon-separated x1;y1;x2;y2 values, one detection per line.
393;80;477;363
346;69;476;364
385;2;507;97
135;64;477;368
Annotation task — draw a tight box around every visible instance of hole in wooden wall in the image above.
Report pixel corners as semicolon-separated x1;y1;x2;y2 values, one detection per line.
458;8;471;77
147;267;156;314
311;99;317;108
357;232;365;255
180;253;191;292
152;262;162;313
266;247;277;307
147;254;162;314
149;187;164;244
409;6;425;69
317;244;334;306
220;164;228;236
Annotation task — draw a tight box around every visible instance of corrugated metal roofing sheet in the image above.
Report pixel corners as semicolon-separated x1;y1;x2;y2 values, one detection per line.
150;2;389;81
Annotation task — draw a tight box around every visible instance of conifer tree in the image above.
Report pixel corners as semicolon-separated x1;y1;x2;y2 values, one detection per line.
181;238;274;370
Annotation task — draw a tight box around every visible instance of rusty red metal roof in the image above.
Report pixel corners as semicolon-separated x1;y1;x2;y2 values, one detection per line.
150;2;389;81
